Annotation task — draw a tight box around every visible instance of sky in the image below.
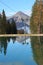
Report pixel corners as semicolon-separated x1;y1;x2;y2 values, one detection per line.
0;0;35;16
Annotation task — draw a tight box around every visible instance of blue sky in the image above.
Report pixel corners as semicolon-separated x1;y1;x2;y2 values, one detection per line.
0;0;35;16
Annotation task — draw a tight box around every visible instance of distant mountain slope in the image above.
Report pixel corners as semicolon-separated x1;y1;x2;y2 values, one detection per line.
7;11;30;25
13;11;30;19
12;11;30;25
7;11;30;33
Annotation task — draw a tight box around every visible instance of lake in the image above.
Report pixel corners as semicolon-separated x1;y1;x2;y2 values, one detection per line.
0;36;43;65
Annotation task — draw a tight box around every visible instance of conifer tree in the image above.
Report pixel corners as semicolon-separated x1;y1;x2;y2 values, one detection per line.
30;0;43;33
11;19;17;34
2;9;6;33
0;14;2;33
0;14;1;20
0;10;17;34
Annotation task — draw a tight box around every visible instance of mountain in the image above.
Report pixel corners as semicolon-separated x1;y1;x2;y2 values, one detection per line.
12;11;30;25
13;11;30;20
7;11;30;33
8;11;30;24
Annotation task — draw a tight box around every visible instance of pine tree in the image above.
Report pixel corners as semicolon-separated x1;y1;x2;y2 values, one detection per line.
0;14;2;27
11;19;17;34
6;21;11;34
30;0;43;33
0;14;2;33
0;10;17;34
2;9;6;33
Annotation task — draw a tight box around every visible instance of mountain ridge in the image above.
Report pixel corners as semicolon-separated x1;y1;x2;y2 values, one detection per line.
7;11;30;20
7;11;30;32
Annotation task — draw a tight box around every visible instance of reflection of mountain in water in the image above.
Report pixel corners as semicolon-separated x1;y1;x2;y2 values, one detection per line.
16;36;29;43
30;36;43;65
0;37;16;55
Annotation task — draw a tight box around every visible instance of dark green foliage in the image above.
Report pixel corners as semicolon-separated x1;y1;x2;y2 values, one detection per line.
2;10;6;23
6;19;17;34
11;19;17;34
0;10;17;34
6;21;11;34
0;14;1;28
2;10;6;33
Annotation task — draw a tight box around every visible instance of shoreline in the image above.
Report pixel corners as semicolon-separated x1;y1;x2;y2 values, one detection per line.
0;34;42;37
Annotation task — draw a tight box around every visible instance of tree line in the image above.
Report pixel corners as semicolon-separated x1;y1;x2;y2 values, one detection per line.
0;10;17;34
30;0;43;34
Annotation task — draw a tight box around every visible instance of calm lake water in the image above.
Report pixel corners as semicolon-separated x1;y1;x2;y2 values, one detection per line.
0;36;43;65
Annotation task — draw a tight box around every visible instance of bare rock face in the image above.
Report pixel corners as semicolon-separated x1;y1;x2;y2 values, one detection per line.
7;11;30;25
13;11;30;20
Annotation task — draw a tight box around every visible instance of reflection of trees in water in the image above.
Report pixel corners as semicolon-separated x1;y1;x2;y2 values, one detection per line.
0;37;16;55
30;36;43;65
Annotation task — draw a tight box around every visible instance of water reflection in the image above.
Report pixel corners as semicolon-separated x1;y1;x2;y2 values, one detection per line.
0;36;29;56
30;36;43;65
0;37;16;55
0;36;43;65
